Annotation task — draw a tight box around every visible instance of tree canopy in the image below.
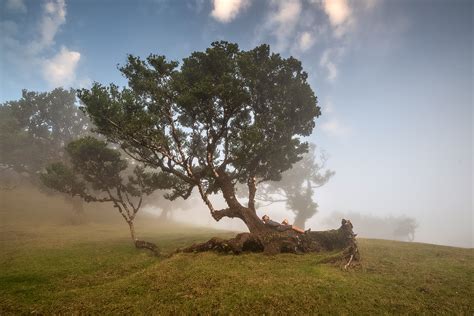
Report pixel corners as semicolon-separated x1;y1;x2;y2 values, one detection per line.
41;136;159;253
78;41;321;234
0;88;89;178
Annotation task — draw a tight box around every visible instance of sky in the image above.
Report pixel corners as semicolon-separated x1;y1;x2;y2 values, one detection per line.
0;0;472;247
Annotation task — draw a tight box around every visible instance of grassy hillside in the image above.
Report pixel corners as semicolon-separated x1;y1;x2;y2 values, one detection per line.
1;189;472;314
1;223;472;314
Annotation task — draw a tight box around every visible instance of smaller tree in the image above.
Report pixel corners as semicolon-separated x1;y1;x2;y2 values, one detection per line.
393;217;418;242
41;136;160;254
251;144;334;229
149;191;197;221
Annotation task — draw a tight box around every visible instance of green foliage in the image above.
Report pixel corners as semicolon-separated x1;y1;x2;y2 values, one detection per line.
66;136;126;191
0;88;89;178
41;136;156;206
41;162;86;198
77;41;321;203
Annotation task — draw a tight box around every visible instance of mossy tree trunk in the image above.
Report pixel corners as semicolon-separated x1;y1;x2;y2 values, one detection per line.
180;219;360;266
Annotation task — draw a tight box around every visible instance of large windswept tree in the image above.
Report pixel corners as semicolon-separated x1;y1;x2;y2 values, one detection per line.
78;41;359;258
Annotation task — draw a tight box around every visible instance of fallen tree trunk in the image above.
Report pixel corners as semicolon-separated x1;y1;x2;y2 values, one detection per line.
178;219;360;266
135;239;160;256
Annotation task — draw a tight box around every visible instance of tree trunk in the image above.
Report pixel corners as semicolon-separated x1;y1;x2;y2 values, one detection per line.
212;169;268;235
159;207;170;221
180;219;360;267
127;220;137;242
212;206;270;234
64;195;85;224
199;171;360;265
240;207;269;234
127;220;160;255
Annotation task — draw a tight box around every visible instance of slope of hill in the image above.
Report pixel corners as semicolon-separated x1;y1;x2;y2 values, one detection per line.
1;216;472;314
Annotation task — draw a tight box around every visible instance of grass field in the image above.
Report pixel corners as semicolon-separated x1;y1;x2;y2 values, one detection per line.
1;188;473;314
1;219;473;314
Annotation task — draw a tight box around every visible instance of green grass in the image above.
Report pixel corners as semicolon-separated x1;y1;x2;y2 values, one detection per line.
0;220;472;315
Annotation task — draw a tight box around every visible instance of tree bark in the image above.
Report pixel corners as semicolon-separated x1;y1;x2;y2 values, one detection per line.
127;220;159;255
180;218;360;266
212;206;268;234
197;168;360;264
128;220;137;242
213;169;268;235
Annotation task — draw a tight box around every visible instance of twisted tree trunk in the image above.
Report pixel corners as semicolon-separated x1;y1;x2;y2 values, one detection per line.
210;169;270;235
193;169;360;266
127;221;159;255
180;219;360;267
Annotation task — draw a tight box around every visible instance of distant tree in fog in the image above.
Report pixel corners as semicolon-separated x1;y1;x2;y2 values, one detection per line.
0;88;89;175
0;88;89;215
41;136;161;253
324;212;418;242
148;190;198;221
393;217;417;242
251;144;334;229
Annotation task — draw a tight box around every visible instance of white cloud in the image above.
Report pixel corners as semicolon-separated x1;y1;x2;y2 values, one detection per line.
2;0;87;88
262;0;302;52
320;118;350;137
269;0;301;25
297;31;315;52
320;0;354;38
42;47;81;87
319;100;351;137
5;0;27;13
320;49;339;82
314;0;379;82
30;0;67;53
322;0;351;26
210;0;250;23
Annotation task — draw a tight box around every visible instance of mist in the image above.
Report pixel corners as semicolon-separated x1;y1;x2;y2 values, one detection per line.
3;181;469;249
1;1;472;313
1;0;472;249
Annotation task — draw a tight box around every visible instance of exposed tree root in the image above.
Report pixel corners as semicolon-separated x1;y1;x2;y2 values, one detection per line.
135;240;160;256
178;219;360;266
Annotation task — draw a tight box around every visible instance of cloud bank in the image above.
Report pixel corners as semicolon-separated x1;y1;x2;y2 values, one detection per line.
42;47;81;87
2;0;87;89
211;0;251;23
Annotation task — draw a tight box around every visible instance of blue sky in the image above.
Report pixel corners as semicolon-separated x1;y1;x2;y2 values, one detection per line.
0;0;472;247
